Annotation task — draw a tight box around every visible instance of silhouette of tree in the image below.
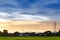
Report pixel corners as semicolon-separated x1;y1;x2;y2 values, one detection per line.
3;29;8;36
0;31;2;36
14;31;20;36
0;29;59;36
44;31;52;36
58;30;60;36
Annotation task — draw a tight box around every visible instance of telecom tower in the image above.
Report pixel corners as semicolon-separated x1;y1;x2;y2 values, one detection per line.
22;28;24;33
54;21;56;32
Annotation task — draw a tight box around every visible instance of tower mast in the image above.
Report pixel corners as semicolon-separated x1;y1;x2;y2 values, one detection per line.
54;21;56;32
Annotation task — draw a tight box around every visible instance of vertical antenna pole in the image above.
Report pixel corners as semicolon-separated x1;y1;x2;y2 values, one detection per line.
54;21;56;32
22;28;24;33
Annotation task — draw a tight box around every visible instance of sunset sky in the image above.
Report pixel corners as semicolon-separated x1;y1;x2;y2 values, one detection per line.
0;0;60;33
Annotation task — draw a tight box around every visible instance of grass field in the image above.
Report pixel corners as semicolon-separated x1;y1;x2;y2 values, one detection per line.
0;36;60;40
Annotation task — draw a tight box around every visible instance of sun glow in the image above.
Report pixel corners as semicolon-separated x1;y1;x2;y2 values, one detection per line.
0;28;5;31
0;18;11;22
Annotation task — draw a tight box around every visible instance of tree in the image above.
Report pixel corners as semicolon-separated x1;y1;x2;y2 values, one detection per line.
0;31;2;36
58;30;60;36
44;31;52;36
3;29;8;36
14;31;20;36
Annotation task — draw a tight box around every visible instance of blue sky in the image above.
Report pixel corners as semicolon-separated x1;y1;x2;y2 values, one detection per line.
0;0;60;21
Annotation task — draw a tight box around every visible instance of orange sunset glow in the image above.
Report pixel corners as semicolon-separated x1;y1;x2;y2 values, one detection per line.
0;18;60;33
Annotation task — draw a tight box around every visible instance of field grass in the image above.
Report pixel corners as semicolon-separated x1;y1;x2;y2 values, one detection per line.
0;36;60;40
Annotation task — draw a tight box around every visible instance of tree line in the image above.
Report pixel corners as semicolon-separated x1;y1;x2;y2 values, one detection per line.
0;29;60;36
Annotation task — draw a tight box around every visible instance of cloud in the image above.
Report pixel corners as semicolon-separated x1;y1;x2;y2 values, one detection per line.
0;0;59;21
0;12;49;21
0;12;10;18
0;0;18;6
40;0;58;5
12;13;49;21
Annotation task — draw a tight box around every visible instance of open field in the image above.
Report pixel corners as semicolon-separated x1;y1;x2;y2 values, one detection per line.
0;36;60;40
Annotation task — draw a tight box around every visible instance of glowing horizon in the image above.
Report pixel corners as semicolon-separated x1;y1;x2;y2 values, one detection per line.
0;19;59;33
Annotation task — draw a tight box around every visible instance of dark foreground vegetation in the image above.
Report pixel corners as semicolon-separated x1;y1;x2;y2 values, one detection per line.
0;29;60;36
